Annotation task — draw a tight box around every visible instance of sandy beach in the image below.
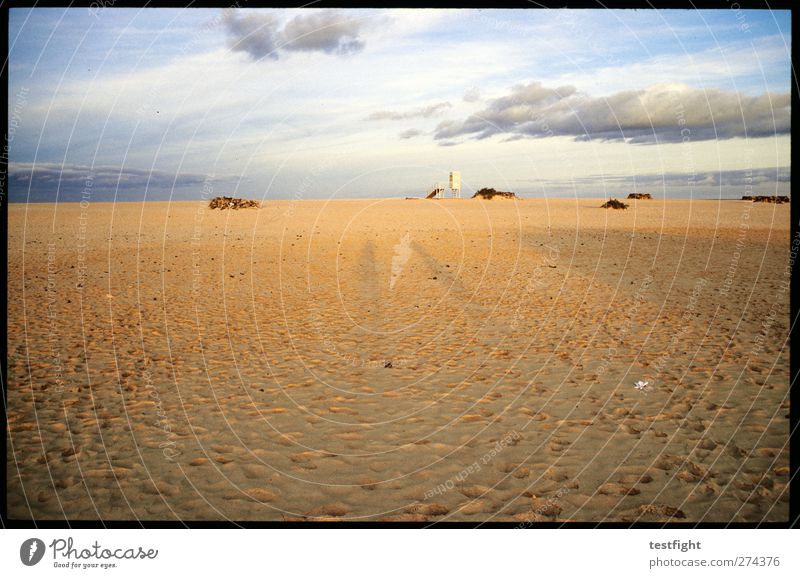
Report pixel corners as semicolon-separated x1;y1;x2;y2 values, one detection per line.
6;197;790;522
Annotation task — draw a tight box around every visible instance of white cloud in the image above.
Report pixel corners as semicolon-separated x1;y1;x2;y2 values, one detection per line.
463;87;482;102
548;35;792;95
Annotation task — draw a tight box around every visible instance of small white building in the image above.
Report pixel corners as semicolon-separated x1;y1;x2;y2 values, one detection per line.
427;171;461;199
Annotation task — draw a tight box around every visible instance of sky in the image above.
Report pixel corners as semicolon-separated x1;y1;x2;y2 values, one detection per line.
7;8;792;201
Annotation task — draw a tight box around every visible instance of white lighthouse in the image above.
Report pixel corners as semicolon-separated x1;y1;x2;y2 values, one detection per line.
449;171;461;198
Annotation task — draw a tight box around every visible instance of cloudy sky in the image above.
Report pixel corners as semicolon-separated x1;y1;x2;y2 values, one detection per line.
7;8;791;201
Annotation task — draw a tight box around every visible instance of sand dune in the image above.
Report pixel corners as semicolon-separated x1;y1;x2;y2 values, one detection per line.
6;198;790;522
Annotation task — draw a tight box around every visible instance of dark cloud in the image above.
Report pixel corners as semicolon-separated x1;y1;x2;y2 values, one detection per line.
580;166;790;188
223;9;365;61
434;81;790;145
398;128;423;139
367;102;451;121
8;163;222;202
532;166;790;195
281;10;364;55
223;11;281;61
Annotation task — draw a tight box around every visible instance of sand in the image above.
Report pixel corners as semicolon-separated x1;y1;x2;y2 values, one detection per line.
6;197;791;522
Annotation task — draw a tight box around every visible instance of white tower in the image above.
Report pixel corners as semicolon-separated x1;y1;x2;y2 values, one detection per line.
449;171;461;198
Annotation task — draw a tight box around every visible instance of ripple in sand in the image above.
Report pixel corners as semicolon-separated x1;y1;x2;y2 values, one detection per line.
514;511;546;523
512;467;530;479
83;467;131;480
616;504;687;522
55;476;76;489
241;464;271;479
406;503;449;516
245;488;278;502
289;451;318;463
309;503;350;517
358;477;380;490
697;438;717;450
530;496;562;517
598;483;640;496
459;499;495;515
328;406;355;414
543;466;570;482
638;504;686;519
145;481;179;497
460;485;492;499
617;472;653;485
378;513;429;522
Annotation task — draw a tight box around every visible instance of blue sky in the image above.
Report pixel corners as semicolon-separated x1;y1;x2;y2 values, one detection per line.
7;8;792;201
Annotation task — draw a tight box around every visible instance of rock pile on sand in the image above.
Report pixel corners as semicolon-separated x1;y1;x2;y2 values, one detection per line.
209;196;260;210
472;188;517;200
627;193;652;199
601;198;629;209
741;195;789;204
